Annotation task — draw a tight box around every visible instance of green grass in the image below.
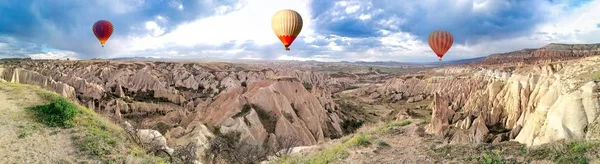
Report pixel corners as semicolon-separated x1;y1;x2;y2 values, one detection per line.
28;98;79;128
529;140;598;164
3;82;167;163
347;134;371;147
374;120;412;134
481;150;505;164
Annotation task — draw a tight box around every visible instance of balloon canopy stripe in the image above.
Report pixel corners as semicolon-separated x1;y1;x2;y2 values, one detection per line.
428;30;453;59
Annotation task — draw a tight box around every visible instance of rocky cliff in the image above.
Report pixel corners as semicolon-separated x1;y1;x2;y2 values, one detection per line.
364;56;600;146
0;60;354;159
482;43;600;65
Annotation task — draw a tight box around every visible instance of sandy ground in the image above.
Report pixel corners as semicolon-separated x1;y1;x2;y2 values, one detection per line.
0;83;87;163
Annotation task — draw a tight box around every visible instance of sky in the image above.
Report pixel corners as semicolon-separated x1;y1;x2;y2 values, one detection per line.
1;0;599;62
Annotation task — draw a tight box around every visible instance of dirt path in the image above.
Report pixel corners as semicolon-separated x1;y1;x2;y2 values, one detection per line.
0;83;87;163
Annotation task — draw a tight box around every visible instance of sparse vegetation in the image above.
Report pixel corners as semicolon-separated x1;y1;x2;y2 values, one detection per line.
376;140;390;147
341;119;363;134
5;83;167;163
232;104;252;118
275;133;372;164
204;131;298;164
253;104;278;134
303;82;313;91
529;140;598;164
481;150;505;164
375;120;412;134
347;134;371;147
16;124;41;139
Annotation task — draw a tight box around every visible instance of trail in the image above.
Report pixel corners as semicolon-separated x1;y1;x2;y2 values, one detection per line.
0;83;87;163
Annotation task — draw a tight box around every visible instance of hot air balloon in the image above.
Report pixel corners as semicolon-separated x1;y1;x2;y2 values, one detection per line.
271;9;303;51
428;30;453;61
92;20;114;47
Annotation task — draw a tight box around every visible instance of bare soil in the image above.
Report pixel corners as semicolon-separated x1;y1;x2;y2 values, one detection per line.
0;83;90;163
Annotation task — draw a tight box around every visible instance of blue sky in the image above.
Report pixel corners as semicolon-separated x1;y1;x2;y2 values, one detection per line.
1;0;599;62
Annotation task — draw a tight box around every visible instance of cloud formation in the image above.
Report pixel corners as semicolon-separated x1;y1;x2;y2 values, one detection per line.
0;0;599;62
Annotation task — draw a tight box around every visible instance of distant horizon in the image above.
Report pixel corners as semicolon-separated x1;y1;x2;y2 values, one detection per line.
1;54;487;64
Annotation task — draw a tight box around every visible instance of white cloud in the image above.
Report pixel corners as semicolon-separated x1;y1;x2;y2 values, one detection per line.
358;14;371;20
28;51;79;60
124;0;314;53
19;0;600;62
145;21;165;36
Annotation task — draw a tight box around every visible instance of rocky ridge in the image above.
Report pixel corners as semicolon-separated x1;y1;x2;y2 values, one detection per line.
360;56;600;146
482;43;600;65
0;60;358;159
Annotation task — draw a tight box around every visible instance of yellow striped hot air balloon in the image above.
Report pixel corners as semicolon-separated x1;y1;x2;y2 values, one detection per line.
428;30;454;61
271;9;303;51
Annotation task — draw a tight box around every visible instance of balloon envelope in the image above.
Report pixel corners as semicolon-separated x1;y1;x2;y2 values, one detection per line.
93;20;114;47
271;9;303;51
428;30;453;61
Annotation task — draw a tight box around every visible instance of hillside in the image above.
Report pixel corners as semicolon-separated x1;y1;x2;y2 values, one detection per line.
481;43;600;65
0;82;166;163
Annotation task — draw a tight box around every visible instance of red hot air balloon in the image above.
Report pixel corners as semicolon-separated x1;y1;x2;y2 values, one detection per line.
428;30;453;61
92;20;114;47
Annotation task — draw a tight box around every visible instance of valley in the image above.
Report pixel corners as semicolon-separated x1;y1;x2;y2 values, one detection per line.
1;43;600;163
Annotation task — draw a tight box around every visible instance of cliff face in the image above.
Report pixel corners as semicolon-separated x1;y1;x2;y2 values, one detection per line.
369;56;600;146
482;43;600;65
0;60;352;158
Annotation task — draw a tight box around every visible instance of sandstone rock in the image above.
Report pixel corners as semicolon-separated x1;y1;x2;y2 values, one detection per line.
124;121;174;155
165;122;215;160
469;117;489;143
368;92;381;99
406;95;424;103
449;130;469;144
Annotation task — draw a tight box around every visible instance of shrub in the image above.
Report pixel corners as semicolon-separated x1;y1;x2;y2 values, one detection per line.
375;120;412;134
29;98;79;128
252;104;277;134
347;134;371;147
481;151;504;164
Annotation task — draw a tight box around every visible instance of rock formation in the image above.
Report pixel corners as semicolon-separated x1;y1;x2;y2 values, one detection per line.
368;56;600;146
0;60;353;160
482;43;600;65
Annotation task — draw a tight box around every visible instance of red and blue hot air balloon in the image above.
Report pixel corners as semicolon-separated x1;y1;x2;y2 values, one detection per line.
92;20;114;47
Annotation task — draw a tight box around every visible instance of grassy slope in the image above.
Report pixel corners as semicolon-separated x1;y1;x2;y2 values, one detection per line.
0;82;167;163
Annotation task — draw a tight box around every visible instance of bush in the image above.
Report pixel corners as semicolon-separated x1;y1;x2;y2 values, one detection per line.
375;120;412;134
481;151;504;164
29;98;79;128
204;131;267;164
347;134;371;147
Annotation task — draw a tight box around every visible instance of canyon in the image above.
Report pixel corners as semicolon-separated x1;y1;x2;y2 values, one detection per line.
1;43;600;162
